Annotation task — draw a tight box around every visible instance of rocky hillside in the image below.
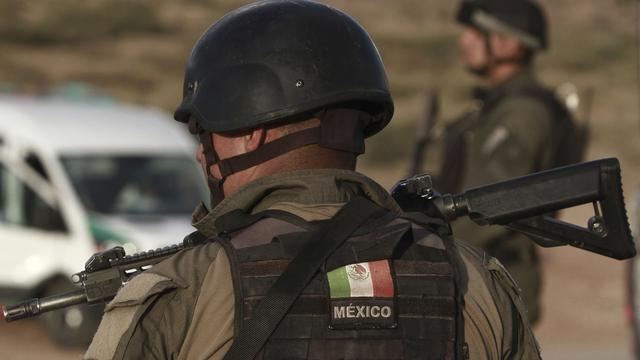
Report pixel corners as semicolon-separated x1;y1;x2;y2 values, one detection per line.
0;0;637;178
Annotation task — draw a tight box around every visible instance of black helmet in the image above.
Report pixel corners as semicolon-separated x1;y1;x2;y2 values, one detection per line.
456;0;548;51
175;0;393;208
174;0;393;137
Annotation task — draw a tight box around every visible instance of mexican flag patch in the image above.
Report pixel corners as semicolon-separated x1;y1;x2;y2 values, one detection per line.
326;260;397;329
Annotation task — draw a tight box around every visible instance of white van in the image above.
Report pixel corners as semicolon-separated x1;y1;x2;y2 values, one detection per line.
0;94;208;346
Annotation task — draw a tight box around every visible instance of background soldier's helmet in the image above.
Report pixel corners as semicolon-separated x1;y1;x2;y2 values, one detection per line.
174;0;394;136
456;0;548;51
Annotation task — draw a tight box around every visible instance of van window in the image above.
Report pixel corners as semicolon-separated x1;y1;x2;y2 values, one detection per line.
62;155;208;215
26;152;49;180
0;162;67;232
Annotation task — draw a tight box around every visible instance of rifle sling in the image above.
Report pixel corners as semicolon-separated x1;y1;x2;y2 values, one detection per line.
223;196;386;360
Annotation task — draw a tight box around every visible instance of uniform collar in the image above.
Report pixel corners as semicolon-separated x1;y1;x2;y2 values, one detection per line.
473;67;540;103
191;168;403;237
493;67;539;94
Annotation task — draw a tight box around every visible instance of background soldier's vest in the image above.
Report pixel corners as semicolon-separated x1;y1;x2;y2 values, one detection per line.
506;88;587;169
437;84;585;194
215;209;466;359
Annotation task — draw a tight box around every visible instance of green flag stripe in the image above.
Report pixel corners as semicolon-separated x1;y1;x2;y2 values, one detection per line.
327;266;350;298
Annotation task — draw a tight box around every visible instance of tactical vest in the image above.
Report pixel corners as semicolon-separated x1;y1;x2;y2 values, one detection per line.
509;88;587;169
214;205;467;360
438;85;586;194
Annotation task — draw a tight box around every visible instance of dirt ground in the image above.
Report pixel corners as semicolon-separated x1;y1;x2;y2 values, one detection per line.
0;207;635;359
535;215;634;360
536;245;633;360
0;319;85;359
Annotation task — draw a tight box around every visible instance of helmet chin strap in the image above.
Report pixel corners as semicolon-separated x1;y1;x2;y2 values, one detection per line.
188;108;369;209
189;119;225;208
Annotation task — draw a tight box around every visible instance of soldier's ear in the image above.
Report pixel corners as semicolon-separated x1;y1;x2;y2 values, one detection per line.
243;127;267;153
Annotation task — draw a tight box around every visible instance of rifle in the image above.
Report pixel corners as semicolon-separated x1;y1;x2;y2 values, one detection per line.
3;158;635;322
2;233;208;322
409;88;439;176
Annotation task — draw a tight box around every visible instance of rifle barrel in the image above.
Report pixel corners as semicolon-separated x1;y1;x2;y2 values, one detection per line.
2;289;86;322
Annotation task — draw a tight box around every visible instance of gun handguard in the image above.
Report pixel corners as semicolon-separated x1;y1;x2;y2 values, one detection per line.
392;158;635;260
2;232;207;322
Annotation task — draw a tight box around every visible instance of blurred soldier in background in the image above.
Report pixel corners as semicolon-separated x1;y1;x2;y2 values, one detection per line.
85;1;540;359
433;0;584;325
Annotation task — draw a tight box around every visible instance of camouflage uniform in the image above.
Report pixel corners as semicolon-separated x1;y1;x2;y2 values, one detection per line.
434;68;557;324
85;169;541;360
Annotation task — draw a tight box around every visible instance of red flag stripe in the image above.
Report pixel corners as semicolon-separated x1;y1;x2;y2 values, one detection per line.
369;260;394;297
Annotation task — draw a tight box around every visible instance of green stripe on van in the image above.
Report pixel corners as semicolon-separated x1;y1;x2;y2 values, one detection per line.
88;216;128;246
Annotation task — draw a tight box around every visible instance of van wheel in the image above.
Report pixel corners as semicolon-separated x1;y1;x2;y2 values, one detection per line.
40;278;104;347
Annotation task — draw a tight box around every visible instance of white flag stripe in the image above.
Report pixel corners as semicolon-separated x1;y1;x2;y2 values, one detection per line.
347;262;374;297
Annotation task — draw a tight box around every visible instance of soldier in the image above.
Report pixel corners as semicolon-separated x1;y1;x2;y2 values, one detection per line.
85;1;540;359
433;0;581;325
